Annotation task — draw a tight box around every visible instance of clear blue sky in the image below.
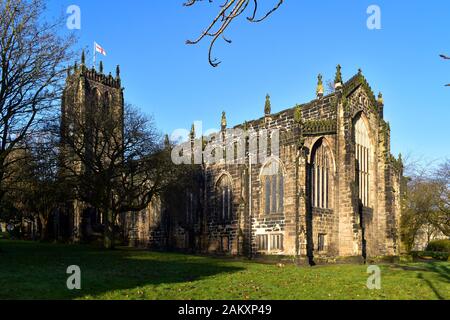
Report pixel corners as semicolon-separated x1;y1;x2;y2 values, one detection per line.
46;0;450;161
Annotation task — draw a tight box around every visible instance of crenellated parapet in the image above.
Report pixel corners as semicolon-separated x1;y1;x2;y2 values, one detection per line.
66;50;122;89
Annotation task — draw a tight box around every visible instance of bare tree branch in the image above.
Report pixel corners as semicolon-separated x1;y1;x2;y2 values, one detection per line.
0;0;75;201
60;100;181;248
185;0;283;67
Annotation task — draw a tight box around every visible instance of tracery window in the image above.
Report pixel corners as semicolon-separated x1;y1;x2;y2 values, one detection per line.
103;91;112;111
355;116;370;207
216;175;232;220
93;88;101;108
262;161;284;215
311;139;333;209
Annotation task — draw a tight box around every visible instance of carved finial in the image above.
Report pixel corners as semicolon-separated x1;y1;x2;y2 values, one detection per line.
190;123;195;140
334;64;343;89
377;92;384;105
221;111;227;131
116;65;120;78
164;134;170;149
81;50;85;65
264;94;271;115
316;74;324;97
99;61;104;74
358;68;363;76
294;104;302;124
377;92;384;118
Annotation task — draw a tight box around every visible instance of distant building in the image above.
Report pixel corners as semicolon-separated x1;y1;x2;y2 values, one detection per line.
413;224;448;251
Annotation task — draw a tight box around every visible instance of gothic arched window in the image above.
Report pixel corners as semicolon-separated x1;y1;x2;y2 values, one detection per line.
92;88;101;108
311;139;333;209
103;91;112;111
262;161;284;215
216;175;233;221
354;115;371;207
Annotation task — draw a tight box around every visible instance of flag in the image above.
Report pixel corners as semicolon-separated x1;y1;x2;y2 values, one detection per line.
94;42;107;56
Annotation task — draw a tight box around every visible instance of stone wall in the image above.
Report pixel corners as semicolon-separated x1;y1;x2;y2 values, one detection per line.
123;69;403;262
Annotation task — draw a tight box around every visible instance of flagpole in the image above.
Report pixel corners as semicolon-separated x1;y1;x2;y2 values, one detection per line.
93;42;96;68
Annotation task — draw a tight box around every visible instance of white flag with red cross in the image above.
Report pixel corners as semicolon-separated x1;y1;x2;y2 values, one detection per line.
95;42;107;56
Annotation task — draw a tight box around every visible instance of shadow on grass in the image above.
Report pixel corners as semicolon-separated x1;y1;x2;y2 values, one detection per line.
0;240;244;300
417;272;445;300
419;263;450;301
391;262;449;300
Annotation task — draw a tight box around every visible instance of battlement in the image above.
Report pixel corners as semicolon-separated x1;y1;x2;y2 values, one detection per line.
66;50;122;89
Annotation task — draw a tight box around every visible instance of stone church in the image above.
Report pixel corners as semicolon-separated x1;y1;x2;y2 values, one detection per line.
61;57;403;262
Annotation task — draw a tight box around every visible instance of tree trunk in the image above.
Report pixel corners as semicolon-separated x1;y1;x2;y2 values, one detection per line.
103;208;115;249
39;215;49;241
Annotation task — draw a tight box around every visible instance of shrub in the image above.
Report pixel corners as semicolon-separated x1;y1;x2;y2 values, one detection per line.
411;251;449;261
426;239;450;253
399;255;413;263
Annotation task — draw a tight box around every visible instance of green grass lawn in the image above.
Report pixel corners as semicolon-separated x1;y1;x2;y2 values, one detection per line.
0;240;448;300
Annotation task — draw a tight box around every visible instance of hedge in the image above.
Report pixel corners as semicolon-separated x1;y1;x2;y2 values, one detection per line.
411;251;450;261
426;239;450;253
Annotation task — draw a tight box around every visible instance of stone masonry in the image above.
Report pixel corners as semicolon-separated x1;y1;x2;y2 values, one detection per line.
128;65;404;262
61;58;403;262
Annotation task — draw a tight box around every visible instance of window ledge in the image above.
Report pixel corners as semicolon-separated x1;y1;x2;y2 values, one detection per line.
262;212;285;216
312;208;334;215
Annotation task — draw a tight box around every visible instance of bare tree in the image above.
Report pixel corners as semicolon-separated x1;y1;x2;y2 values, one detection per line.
325;79;335;95
400;157;450;251
0;0;74;202
440;54;450;86
400;173;438;252
7;129;67;240
432;159;450;236
60;102;179;249
185;0;284;66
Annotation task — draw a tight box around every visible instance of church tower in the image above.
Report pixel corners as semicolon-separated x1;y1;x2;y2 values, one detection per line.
61;51;124;242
